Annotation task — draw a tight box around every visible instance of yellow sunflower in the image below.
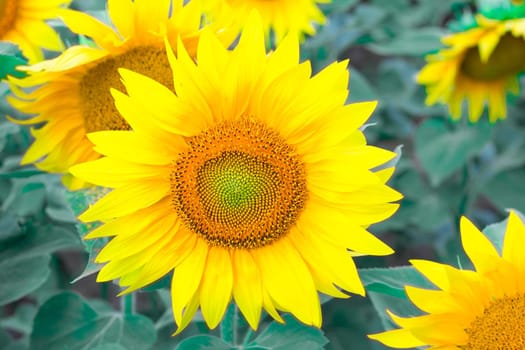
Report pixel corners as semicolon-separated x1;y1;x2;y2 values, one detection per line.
0;0;70;63
369;211;525;349
69;15;402;333
8;0;223;189
417;16;525;122
202;0;330;42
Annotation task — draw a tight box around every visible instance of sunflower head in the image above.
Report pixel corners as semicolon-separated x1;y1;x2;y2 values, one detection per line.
417;16;525;122
369;211;525;349
0;0;70;63
202;0;330;43
8;0;233;190
70;14;401;334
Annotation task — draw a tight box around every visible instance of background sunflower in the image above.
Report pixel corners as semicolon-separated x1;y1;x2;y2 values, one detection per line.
417;14;525;122
0;0;70;63
202;0;329;42
369;211;525;349
7;0;228;189
1;0;525;349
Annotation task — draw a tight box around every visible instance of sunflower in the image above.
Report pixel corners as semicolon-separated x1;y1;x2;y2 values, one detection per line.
0;0;70;63
202;0;330;42
7;0;223;189
369;211;525;349
417;15;525;122
69;15;402;333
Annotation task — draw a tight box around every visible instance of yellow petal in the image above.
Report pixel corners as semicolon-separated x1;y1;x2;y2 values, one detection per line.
58;9;120;48
368;328;427;348
108;0;134;39
298;201;393;256
200;247;233;329
460;216;500;273
118;68;206;136
502;210;525;269
232;250;263;330
172;292;200;335
289;227;364;296
252;239;321;327
70;156;169;188
78;181;169;222
171;238;208;325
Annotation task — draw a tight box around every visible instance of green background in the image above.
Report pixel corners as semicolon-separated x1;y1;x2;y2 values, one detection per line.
1;0;523;349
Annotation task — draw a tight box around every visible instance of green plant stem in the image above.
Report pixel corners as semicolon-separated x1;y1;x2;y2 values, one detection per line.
121;293;135;315
100;282;108;301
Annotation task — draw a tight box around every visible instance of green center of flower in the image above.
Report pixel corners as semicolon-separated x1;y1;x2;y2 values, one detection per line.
462;294;525;349
0;0;17;38
170;119;307;249
198;151;279;225
79;45;172;133
461;33;525;81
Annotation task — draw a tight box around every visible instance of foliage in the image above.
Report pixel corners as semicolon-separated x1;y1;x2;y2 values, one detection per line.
1;0;525;349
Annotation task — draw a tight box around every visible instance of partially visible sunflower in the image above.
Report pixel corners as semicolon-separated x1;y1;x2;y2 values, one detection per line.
202;0;330;42
417;15;525;122
369;211;525;349
70;15;402;333
8;0;227;189
0;0;70;63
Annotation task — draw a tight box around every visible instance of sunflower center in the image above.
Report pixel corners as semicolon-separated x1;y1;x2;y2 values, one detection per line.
79;45;172;133
462;294;525;349
461;33;525;80
0;0;17;38
170;119;307;249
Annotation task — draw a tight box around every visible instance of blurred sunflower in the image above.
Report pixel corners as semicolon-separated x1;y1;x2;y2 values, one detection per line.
70;16;402;333
0;0;70;63
417;16;525;122
8;0;223;189
369;211;525;349
202;0;330;42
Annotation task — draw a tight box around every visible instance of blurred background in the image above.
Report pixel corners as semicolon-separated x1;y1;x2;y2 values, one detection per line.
1;0;524;349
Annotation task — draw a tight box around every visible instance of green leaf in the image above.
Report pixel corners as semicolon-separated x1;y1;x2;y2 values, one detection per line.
360;266;434;299
66;188;110;281
248;315;328;350
482;216;507;254
2;182;46;217
348;66;377;103
0;42;26;80
0;303;37;336
176;335;231;350
31;292;157;350
482;168;525;214
0;225;81;262
367;28;446;56
367;291;423;331
0;255;50;305
90;344;127;350
415;119;492;186
362;267;435;331
0;122;21;153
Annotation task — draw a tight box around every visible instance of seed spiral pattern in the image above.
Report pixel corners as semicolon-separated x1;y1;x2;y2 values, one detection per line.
461;294;525;349
170;119;308;249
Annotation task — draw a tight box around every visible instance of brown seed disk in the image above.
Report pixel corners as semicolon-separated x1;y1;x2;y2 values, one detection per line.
461;293;525;349
170;119;308;249
79;45;172;133
0;0;18;38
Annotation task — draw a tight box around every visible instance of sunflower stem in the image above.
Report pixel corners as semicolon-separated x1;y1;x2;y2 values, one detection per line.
122;293;135;315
